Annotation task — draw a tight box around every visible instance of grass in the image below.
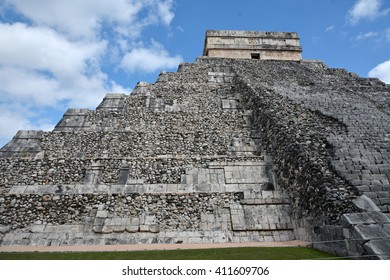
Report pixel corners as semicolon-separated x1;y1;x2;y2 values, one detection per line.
0;247;338;260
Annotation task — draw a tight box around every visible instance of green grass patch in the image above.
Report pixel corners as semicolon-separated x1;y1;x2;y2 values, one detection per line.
0;247;337;260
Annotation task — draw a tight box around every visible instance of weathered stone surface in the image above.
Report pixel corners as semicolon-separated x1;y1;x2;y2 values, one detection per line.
53;109;93;132
352;224;390;242
30;224;46;233
341;213;375;226
0;130;43;158
0;30;390;260
363;239;390;260
367;212;390;225
353;195;380;212
0;225;11;234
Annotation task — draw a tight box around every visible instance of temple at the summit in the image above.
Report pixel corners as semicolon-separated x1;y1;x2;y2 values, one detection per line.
203;30;302;60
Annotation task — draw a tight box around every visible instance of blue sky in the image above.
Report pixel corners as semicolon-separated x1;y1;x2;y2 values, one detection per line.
0;0;390;147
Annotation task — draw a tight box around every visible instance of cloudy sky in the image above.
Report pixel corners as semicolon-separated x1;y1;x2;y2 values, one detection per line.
0;0;389;147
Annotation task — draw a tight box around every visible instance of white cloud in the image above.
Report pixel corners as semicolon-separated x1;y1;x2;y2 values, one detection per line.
368;59;390;83
347;0;390;25
0;22;131;146
325;25;334;32
0;0;177;147
356;31;379;40
120;41;182;73
0;23;120;108
157;0;175;25
385;28;390;40
0;106;33;145
6;0;175;40
0;23;106;79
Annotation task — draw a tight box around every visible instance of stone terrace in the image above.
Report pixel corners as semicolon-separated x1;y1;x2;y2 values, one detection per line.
0;58;295;247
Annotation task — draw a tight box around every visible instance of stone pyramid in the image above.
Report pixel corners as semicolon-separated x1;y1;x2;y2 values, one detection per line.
1;30;390;259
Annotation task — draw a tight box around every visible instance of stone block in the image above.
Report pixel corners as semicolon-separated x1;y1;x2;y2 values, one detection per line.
149;184;167;192
369;185;384;192
341;213;375;226
363;239;390;260
368;212;390;225
24;186;40;194
167;184;179;192
139;225;150;232
92;225;103;233
379;198;390;205
209;174;219;184
11;239;30;246
110;185;124;194
49;239;62;246
110;217;123;226
352;224;390;243
194;184;211;192
144;215;157;225
188;237;203;243
352;195;380;212
44;226;58;233
9;186;27;194
209;183;223;192
123;185;139;193
149;225;160;233
130;217;140;225
96;210;109;218
101;224;114;234
76;185;94;194
47;232;64;241
355;185;370;193
30;224;46;233
114;225;126;233
0;225;11;234
217;174;225;183
125;225;139;233
60;225;84;232
94;217;106;227
383;224;390;235
95;185;110;193
377;191;390;198
342;228;351;239
225;184;239;192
